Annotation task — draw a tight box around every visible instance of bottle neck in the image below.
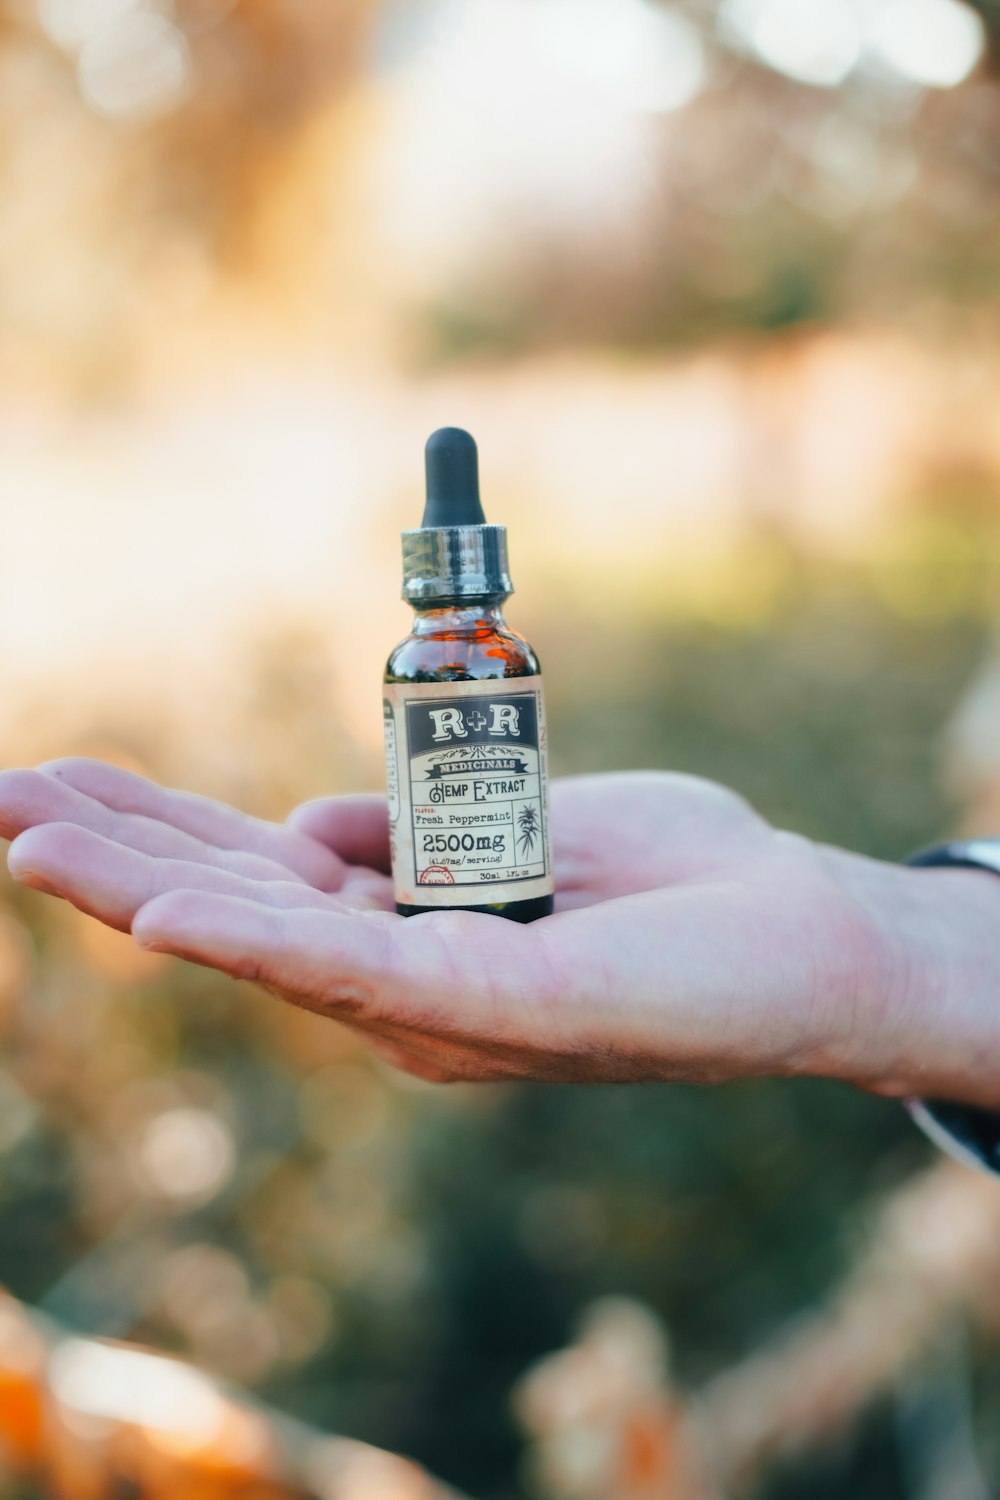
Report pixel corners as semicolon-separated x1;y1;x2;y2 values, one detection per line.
409;597;509;636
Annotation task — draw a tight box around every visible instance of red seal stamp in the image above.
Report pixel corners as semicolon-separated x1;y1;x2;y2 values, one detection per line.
419;865;456;885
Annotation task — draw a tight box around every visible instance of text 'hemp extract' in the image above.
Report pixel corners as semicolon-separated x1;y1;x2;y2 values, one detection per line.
383;428;554;921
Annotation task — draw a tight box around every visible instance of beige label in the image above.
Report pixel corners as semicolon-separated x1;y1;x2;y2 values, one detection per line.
383;677;553;908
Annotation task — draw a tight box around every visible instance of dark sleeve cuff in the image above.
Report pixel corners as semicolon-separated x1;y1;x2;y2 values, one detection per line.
909;1099;1000;1174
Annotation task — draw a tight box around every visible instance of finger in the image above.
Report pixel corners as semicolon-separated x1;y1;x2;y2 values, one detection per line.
131;892;553;1048
132;891;399;1012
366;1039;465;1084
336;865;396;911
288;794;391;875
9;823;342;932
0;770;311;887
39;758;345;889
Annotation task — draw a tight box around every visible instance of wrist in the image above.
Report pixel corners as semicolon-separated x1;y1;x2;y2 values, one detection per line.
814;847;1000;1107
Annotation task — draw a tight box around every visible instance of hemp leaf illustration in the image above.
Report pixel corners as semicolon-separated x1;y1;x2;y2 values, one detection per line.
517;805;539;858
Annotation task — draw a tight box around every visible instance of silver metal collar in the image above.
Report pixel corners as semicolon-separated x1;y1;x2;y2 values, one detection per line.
402;524;512;603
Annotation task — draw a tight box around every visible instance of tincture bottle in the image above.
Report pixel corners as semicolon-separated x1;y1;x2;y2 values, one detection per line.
383;427;554;921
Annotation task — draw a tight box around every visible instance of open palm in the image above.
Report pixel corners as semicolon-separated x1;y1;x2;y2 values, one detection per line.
0;760;924;1089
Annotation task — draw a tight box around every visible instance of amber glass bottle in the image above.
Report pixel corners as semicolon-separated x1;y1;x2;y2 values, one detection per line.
383;430;554;922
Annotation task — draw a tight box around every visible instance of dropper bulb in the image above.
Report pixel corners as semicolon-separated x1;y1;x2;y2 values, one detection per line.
422;427;487;528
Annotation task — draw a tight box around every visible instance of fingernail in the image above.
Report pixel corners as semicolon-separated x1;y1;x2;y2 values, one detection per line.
134;936;169;953
13;870;59;896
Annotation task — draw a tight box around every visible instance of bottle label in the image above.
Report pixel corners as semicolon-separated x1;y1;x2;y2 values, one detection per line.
382;678;553;908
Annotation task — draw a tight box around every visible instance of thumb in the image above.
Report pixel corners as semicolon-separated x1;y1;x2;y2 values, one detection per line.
288;794;391;874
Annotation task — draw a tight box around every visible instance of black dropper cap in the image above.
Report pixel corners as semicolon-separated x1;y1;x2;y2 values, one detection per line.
401;427;512;603
422;427;487;528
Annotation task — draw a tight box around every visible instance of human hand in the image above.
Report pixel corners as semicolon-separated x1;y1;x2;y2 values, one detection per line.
1;760;999;1103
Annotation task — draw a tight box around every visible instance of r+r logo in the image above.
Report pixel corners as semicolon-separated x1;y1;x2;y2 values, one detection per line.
429;704;520;742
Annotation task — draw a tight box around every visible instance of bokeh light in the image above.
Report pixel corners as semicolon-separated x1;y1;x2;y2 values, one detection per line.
134;1107;235;1205
870;0;985;88
535;0;707;114
37;0;139;50
721;0;862;86
77;12;190;119
50;1338;229;1439
720;0;984;88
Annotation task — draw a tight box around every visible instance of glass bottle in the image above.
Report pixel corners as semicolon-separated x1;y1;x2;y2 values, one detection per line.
383;429;554;921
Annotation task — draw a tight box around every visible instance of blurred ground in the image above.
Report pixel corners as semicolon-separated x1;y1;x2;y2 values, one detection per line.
2;1;1000;1496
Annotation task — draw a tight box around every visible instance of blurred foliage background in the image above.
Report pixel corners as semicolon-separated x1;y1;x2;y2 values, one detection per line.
3;0;1000;1496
